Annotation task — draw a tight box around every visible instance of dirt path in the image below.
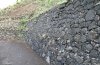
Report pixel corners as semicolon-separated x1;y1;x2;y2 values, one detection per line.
0;2;38;40
0;40;49;65
6;3;37;17
0;2;49;65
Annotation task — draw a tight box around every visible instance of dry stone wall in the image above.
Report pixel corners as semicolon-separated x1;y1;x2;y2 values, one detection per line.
25;0;100;65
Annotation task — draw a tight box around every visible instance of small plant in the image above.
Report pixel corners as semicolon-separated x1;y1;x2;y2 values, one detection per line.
18;16;29;30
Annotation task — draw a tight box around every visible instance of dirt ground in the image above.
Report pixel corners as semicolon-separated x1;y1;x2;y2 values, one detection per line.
0;40;48;65
6;3;37;17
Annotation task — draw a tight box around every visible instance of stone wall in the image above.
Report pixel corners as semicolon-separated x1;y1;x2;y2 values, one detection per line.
25;0;100;65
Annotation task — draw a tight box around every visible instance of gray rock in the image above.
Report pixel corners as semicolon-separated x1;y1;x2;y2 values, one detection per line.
81;28;88;34
83;59;91;65
94;44;100;48
98;37;100;43
85;21;92;28
95;27;100;34
74;56;83;63
57;56;62;61
95;15;100;21
82;0;94;4
97;10;100;15
88;30;98;40
84;3;94;9
42;53;46;57
65;4;73;11
90;50;98;58
98;48;100;52
72;47;78;52
79;18;85;23
88;22;97;30
85;10;95;21
69;53;75;58
86;44;93;51
91;58;100;65
95;4;100;10
79;22;86;28
46;56;50;64
98;21;100;26
81;35;86;42
74;34;81;42
66;46;73;51
71;24;79;28
72;28;80;34
74;1;80;8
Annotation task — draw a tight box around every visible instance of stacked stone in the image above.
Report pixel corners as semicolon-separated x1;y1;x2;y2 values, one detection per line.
26;0;100;65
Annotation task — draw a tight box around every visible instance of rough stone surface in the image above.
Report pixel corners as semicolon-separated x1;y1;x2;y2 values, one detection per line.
85;10;95;21
24;0;100;65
